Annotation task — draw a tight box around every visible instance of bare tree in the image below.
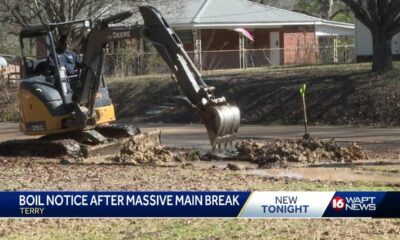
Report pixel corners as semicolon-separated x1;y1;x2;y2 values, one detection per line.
294;0;350;21
320;0;334;19
0;0;116;35
341;0;400;73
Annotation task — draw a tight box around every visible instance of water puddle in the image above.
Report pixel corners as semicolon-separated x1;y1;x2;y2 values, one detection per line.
191;161;258;169
245;168;399;184
190;160;400;184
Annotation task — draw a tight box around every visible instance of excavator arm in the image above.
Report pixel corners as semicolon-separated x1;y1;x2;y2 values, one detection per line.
139;6;240;149
77;7;240;149
78;11;141;124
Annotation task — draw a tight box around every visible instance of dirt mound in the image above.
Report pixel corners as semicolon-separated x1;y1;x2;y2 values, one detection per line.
112;131;186;164
236;137;366;167
114;145;178;164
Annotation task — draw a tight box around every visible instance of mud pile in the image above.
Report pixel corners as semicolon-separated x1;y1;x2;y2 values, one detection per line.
236;137;366;167
114;144;177;164
112;131;186;164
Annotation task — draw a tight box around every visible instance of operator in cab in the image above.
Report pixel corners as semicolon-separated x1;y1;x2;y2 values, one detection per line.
48;34;82;92
52;34;81;75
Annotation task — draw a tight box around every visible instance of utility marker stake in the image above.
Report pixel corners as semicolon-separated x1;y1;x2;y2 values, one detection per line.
299;83;309;139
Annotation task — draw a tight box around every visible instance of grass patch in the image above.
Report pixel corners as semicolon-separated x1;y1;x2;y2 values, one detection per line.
2;217;400;240
108;62;400;126
0;163;398;239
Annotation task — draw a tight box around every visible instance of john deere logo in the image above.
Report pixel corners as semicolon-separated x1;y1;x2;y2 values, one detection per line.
113;31;130;39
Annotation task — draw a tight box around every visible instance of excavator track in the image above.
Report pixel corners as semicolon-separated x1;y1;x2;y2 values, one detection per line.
95;123;140;139
0;125;161;159
0;138;82;159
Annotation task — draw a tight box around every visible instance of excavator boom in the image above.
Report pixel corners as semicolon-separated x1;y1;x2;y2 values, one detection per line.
139;6;240;148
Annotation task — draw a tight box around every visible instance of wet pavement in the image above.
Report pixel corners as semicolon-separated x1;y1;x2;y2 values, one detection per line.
1;122;399;184
2;122;400;157
137;124;400;149
2;122;400;147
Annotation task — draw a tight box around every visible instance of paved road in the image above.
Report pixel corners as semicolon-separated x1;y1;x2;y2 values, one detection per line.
2;122;400;149
137;124;400;149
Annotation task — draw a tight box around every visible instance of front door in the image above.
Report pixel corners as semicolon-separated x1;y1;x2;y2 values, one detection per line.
269;32;281;65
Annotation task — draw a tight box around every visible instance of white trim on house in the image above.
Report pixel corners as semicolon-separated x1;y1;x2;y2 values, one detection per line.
315;24;354;36
172;21;354;31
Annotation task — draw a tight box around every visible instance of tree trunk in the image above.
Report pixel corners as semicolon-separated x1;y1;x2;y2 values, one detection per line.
371;31;393;73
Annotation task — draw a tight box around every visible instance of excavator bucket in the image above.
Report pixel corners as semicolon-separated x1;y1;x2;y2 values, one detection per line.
139;6;240;149
203;104;240;149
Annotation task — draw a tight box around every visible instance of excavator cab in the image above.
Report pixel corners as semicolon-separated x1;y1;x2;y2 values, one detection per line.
19;26;55;78
18;19;116;136
19;20;90;80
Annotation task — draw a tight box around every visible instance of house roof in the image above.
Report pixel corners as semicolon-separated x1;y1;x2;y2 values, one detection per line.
168;0;354;31
117;0;354;33
195;0;328;24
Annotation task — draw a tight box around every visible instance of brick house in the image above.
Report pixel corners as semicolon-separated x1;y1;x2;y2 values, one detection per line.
155;0;354;69
28;0;355;73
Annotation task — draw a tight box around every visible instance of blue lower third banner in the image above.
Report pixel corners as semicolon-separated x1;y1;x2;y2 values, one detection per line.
0;191;399;218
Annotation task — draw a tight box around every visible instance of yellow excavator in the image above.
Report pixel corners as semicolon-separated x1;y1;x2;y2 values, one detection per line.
0;6;240;158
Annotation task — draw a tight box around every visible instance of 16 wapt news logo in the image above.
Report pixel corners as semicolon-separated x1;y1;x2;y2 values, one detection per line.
331;196;376;212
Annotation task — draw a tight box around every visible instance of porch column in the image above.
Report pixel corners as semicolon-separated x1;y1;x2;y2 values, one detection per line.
192;29;202;71
239;34;246;69
137;37;144;75
333;37;338;63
